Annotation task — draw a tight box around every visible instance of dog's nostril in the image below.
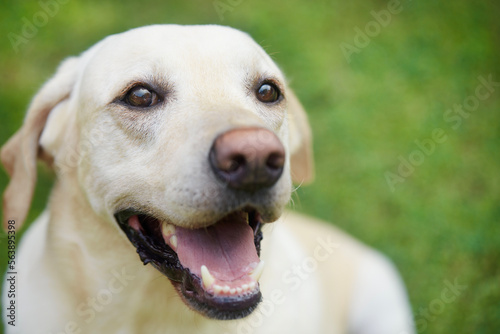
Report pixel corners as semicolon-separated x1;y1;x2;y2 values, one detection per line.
266;152;285;170
226;155;246;173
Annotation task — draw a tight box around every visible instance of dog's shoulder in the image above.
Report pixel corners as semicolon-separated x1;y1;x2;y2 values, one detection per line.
278;210;369;266
275;211;414;333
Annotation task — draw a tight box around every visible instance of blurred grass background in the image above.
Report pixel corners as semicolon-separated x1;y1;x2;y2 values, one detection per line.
0;0;499;332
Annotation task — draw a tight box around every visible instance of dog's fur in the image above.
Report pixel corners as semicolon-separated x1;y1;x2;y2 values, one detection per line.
2;25;414;333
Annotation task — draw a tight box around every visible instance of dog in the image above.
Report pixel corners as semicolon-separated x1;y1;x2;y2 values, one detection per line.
2;25;414;333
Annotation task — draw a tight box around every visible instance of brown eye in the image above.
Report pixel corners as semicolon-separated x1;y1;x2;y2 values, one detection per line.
124;86;159;108
256;83;280;103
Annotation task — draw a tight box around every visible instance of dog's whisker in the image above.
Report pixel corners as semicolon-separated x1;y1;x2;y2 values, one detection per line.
292;180;305;193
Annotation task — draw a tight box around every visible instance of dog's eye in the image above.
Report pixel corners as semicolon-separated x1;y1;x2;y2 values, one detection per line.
256;83;280;103
124;86;159;108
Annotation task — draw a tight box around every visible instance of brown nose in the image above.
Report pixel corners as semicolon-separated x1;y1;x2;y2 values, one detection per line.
209;127;285;191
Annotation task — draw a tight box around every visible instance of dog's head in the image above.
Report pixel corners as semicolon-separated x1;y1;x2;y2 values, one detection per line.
1;25;313;320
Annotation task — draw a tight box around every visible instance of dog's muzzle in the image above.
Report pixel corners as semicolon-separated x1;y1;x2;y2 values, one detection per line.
114;127;286;320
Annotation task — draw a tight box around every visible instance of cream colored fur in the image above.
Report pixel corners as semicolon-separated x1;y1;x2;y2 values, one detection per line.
2;25;414;334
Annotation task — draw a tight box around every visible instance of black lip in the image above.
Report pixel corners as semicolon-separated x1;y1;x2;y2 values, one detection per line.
114;209;263;320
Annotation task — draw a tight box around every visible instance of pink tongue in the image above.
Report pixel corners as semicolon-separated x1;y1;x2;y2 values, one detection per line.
174;212;259;281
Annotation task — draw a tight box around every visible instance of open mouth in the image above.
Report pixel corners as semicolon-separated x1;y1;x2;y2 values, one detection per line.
114;208;264;320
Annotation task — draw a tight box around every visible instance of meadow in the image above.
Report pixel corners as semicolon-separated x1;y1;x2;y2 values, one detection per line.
0;0;499;332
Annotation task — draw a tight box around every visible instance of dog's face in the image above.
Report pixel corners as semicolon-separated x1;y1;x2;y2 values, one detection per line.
2;25;313;320
77;25;292;227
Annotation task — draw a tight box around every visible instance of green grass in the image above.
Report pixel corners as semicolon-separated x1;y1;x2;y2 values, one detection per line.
1;0;499;332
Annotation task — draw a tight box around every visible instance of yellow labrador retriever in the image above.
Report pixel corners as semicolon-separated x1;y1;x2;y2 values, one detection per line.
2;25;414;334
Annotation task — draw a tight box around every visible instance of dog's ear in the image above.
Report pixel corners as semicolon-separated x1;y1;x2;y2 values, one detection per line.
1;57;79;230
287;90;314;184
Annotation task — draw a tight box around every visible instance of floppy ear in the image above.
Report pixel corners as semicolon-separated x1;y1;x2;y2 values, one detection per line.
1;57;79;230
287;90;314;184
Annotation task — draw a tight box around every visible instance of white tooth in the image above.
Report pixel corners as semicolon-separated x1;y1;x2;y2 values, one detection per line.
201;265;215;289
230;288;236;294
249;261;265;282
236;287;243;294
249;282;256;290
162;222;175;237
214;285;222;294
242;284;249;291
169;235;178;250
222;285;230;293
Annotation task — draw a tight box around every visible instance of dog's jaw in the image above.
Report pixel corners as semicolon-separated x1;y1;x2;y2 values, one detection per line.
114;208;266;320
